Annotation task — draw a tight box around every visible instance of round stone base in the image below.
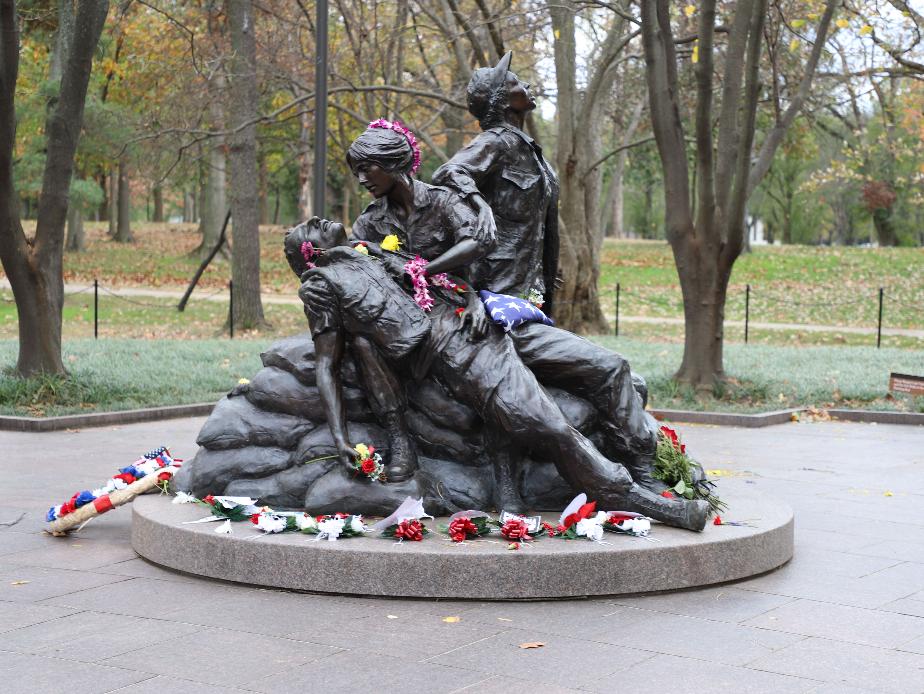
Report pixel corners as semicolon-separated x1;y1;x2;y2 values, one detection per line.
132;492;793;599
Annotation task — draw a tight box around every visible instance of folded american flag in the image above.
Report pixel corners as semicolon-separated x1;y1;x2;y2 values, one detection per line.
478;290;554;331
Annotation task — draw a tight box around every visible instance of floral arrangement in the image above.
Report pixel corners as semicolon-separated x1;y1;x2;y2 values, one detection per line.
46;446;179;522
603;512;652;537
302;513;367;541
445;513;493;542
653;425;725;513
550;494;608;542
197;495;260;522
352;443;386;482
249;510;319;534
368;118;422;174
371;496;433;541
381;518;429;541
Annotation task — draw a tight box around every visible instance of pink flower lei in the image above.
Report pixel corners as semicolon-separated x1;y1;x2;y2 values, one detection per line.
368;118;422;174
300;241;321;270
403;256;459;312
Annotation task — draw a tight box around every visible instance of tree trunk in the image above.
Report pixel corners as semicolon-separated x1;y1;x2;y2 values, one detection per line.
114;156;132;242
66;202;84;251
195;138;227;259
872;207;898;246
152;184;164;222
226;0;267;329
107;167;117;236
0;0;109;377
548;0;618;334
258;151;268;225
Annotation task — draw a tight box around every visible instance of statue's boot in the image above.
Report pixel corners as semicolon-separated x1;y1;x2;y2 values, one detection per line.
492;448;528;514
622;453;669;494
598;421;668;493
383;412;418;483
621;484;710;532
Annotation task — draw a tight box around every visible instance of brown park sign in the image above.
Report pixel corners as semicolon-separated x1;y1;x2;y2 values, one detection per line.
889;372;924;396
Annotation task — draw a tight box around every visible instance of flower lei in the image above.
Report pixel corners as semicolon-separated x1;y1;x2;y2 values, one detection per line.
403;255;466;311
300;241;321;270
46;446;179;522
368;118;422;174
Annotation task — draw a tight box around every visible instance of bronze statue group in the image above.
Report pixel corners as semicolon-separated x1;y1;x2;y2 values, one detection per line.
283;53;710;532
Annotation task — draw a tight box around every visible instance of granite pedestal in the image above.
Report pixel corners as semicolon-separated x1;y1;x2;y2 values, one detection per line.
132;490;793;599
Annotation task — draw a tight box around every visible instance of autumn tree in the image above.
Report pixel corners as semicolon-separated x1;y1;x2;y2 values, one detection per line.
641;0;837;390
0;0;109;377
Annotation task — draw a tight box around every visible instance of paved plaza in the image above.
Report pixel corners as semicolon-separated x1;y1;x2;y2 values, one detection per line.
1;417;922;693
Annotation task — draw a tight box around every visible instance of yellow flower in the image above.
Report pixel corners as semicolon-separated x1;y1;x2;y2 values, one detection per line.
238;378;250;385
381;234;402;252
354;243;369;255
354;443;370;458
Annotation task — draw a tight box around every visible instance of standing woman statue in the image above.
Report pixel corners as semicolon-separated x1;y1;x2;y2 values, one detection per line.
433;52;560;314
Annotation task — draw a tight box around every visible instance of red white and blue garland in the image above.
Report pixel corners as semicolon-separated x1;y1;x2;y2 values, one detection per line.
46;446;179;522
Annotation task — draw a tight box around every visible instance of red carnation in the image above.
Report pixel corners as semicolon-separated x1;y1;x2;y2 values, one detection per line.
394;519;424;541
250;513;261;525
661;490;674;499
448;517;478;542
500;518;532;541
361;458;377;474
203;495;215;505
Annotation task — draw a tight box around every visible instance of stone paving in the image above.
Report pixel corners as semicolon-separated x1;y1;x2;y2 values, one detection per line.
0;417;922;694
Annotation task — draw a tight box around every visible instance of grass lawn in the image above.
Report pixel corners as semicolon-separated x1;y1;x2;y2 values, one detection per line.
1;337;920;417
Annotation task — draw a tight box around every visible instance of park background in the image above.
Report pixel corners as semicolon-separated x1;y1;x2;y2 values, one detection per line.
0;0;922;417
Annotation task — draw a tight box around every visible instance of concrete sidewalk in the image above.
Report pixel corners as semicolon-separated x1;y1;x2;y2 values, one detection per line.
1;419;922;693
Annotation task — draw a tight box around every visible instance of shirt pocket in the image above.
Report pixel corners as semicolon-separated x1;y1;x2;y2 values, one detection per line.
496;168;541;222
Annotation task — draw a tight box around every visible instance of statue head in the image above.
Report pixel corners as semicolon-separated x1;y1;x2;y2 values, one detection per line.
467;52;535;130
347;119;421;199
284;217;347;277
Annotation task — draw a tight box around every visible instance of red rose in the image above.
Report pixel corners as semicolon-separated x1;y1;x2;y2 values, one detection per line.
203;495;215;505
454;307;465;316
361;458;377;474
501;519;531;541
660;425;683;450
661;490;674;499
681;444;686;454
157;471;172;482
713;516;723;526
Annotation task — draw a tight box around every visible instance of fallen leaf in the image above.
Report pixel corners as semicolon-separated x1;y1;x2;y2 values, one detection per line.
386;615;399;619
11;580;29;586
519;642;545;649
497;617;513;622
442;616;460;623
884;491;894;497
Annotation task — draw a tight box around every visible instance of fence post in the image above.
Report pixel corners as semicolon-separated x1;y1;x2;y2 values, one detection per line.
614;283;620;337
229;280;234;339
93;279;99;339
745;283;750;344
877;287;883;349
